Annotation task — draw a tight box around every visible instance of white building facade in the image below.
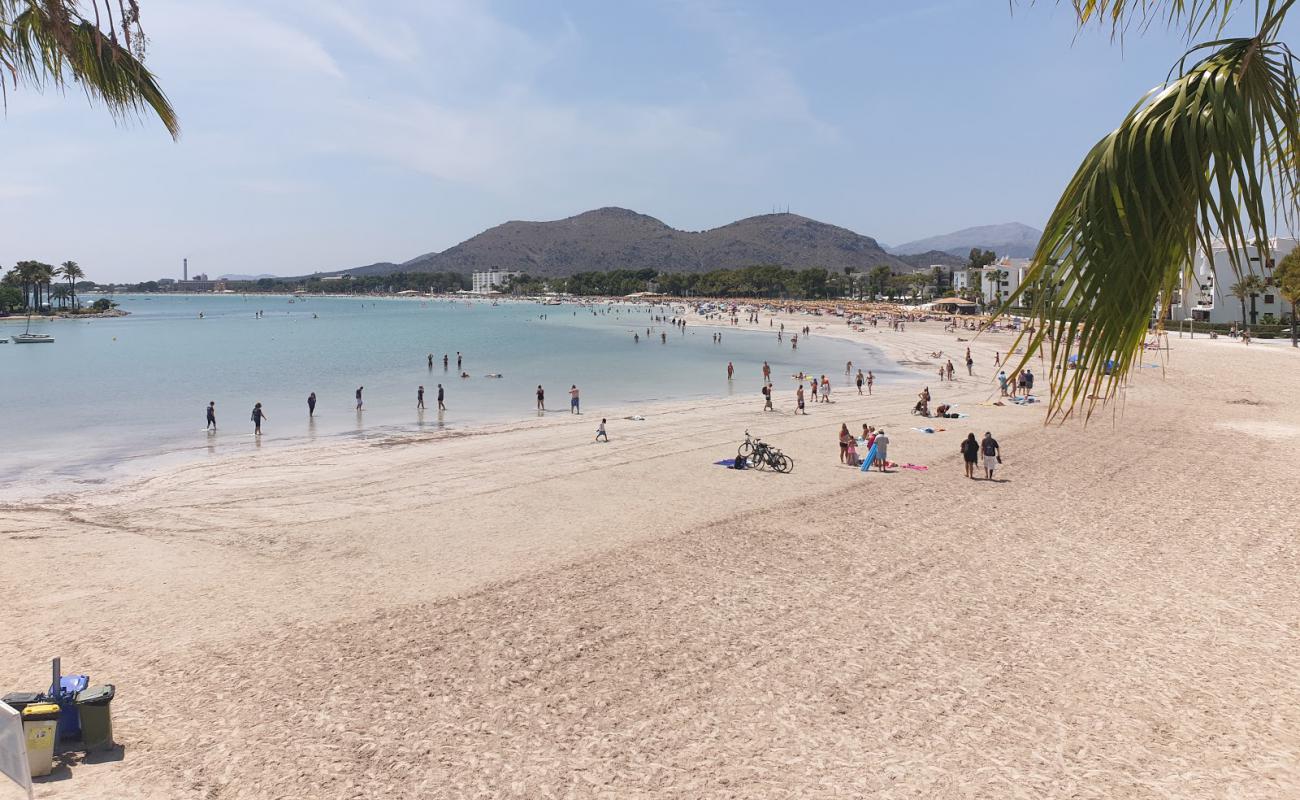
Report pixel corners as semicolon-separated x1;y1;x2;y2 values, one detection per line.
1168;237;1297;325
471;269;522;294
955;257;1030;305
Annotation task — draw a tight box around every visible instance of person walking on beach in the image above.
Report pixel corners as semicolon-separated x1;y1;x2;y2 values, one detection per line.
796;384;807;414
946;359;955;381
966;352;974;376
206;401;217;431
1025;369;1035;396
998;370;1009;397
821;377;831;403
355;386;364;410
437;384;445;411
536;385;545;411
762;361;771;382
856;369;864;395
960;433;979;479
762;383;774;411
810;376;818;403
569;385;580;414
251;402;267;436
873;429;890;472
727;361;734;381
417;385;425;410
866;371;874;395
839;423;851;464
981;431;1002;480
595;418;609;442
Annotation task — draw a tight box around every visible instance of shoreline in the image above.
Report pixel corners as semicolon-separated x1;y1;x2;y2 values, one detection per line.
0;307;912;505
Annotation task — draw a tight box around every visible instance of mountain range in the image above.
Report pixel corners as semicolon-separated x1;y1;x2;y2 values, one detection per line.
313;210;1040;279
887;222;1042;259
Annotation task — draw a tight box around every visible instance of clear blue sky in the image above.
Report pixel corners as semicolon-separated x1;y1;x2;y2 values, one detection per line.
0;0;1282;281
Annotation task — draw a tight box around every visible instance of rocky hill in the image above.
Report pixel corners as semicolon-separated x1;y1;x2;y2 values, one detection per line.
893;250;966;271
333;208;911;278
888;222;1042;259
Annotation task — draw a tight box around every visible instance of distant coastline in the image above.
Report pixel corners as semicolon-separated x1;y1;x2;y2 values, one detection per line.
0;308;129;323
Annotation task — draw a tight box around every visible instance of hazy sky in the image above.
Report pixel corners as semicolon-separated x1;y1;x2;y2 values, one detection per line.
0;0;1278;281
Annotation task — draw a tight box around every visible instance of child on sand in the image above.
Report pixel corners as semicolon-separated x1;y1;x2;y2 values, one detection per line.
596;419;609;442
846;434;859;467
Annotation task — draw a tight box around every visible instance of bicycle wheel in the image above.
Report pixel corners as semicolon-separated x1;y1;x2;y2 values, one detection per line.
737;441;757;459
752;448;769;469
775;454;794;473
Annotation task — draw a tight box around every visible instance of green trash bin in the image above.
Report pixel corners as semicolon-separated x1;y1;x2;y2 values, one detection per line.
74;685;115;751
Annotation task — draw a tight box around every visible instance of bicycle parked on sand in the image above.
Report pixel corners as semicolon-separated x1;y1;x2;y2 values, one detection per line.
737;430;794;473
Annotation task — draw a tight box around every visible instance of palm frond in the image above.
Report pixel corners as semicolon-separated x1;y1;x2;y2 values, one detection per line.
1;1;178;138
1000;30;1300;421
1068;0;1248;36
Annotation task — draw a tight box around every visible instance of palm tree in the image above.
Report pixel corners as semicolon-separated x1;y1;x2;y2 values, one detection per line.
31;261;54;311
51;284;70;310
1274;248;1300;346
1005;1;1300;419
59;260;84;309
1229;279;1251;326
0;1;178;138
1243;274;1266;326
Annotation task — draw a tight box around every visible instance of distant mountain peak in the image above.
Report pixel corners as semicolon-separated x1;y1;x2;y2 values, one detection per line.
888;222;1042;259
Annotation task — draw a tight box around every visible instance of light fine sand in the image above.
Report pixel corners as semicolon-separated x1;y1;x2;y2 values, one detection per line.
1;317;1297;799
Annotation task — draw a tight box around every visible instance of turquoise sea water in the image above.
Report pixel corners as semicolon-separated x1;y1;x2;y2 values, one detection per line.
0;294;901;496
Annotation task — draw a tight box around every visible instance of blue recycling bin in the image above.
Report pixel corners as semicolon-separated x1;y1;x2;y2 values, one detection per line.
52;674;88;740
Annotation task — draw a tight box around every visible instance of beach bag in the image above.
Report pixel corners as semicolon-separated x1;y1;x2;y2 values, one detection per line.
733;455;747;470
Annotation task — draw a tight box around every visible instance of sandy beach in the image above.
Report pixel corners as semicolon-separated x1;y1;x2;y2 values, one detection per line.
2;314;1298;799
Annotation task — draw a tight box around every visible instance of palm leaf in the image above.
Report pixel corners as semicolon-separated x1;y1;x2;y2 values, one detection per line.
999;24;1300;421
1067;0;1249;37
1;1;178;138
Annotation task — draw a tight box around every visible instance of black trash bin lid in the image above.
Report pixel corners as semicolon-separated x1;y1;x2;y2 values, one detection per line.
1;692;41;709
75;685;115;706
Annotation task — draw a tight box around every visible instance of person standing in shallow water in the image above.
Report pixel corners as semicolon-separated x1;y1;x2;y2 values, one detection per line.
251;402;267;436
355;386;364;410
569;385;580;414
536;385;545;411
417;385;425;410
307;392;316;417
206;401;216;431
437;384;445;411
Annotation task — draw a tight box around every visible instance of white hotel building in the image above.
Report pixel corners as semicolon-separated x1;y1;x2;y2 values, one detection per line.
953;256;1030;305
471;269;522;294
1167;237;1298;325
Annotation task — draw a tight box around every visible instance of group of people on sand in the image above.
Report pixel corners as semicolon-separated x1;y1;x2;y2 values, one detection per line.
961;432;1002;479
996;368;1035;398
839;423;889;471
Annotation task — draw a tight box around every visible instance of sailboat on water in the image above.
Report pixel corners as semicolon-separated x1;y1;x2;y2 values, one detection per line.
12;306;54;344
